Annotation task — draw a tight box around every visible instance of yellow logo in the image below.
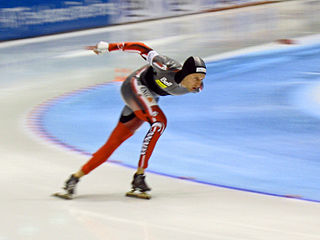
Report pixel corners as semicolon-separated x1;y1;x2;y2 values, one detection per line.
156;79;168;88
155;77;172;88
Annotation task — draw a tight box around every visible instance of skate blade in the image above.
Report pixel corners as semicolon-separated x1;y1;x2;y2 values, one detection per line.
126;191;151;200
52;192;74;200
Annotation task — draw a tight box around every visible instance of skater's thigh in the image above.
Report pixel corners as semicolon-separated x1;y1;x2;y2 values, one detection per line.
119;105;144;132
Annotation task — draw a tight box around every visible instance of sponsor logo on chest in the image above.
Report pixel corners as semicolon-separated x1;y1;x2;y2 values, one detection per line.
156;77;173;88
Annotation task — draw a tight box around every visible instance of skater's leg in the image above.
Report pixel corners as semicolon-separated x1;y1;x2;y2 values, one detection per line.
80;110;144;175
56;107;144;198
126;105;166;194
122;76;166;195
134;105;167;170
121;75;167;172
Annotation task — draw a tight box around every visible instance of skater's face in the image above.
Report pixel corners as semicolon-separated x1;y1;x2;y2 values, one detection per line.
180;73;205;92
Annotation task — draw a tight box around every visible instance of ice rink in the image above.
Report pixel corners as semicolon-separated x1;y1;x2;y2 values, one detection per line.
1;1;320;240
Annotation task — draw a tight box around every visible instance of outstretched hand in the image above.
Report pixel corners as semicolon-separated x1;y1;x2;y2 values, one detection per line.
85;45;100;55
85;41;109;55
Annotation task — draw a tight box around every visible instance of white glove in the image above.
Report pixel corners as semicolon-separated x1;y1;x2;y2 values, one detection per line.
95;41;109;54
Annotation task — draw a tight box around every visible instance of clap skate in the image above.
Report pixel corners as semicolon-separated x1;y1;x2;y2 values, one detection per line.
52;174;79;200
126;173;151;199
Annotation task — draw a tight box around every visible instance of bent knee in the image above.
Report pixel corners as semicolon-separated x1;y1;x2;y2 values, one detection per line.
152;107;167;125
150;121;166;135
152;112;167;132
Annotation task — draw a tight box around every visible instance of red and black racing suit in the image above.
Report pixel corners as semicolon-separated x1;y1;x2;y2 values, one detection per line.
81;42;203;174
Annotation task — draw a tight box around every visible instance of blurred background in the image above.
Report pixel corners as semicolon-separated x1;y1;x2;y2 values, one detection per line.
1;1;320;240
1;0;319;41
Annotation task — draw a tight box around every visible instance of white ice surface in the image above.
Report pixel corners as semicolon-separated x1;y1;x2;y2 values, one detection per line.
1;1;320;240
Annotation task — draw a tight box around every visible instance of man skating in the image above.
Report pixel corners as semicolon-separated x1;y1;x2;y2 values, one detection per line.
54;41;206;199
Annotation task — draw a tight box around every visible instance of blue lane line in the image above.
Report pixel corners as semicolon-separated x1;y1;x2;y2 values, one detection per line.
31;42;320;203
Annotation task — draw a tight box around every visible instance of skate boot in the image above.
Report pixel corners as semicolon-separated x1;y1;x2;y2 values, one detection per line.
131;173;151;192
52;174;79;200
126;173;151;199
64;174;80;195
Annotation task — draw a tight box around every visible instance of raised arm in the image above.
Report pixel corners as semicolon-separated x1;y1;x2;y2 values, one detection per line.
87;41;180;72
87;41;153;60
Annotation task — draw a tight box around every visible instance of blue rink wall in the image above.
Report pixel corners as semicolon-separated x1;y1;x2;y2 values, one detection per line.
0;0;112;41
35;43;320;203
1;0;281;41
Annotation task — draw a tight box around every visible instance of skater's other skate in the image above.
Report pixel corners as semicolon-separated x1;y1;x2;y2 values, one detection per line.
126;173;151;199
52;174;79;200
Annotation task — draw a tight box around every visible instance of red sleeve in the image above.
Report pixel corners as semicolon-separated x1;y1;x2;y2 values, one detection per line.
108;42;153;60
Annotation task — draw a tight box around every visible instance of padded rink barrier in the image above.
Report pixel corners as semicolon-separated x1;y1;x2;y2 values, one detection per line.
31;41;320;202
0;0;285;41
